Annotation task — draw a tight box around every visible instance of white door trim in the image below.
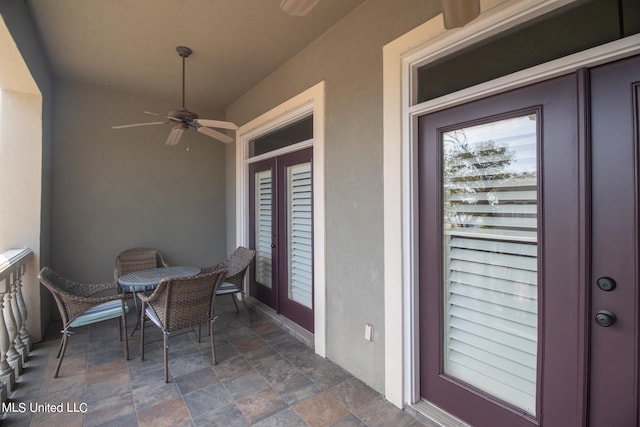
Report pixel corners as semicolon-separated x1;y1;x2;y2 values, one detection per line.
236;81;326;356
383;0;640;413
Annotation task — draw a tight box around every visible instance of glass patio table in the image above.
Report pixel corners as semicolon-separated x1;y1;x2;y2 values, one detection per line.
117;266;201;334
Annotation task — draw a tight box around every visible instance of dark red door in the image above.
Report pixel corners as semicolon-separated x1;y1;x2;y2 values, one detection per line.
249;148;314;332
418;56;640;426
419;73;584;426
589;54;640;426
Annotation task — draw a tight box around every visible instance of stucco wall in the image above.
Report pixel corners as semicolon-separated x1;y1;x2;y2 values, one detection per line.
51;81;228;283
0;1;54;342
225;0;439;392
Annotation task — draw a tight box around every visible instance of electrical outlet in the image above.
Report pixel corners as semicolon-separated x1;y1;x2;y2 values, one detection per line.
364;323;373;341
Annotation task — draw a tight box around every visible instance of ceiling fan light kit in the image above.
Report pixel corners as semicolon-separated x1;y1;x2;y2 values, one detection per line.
112;45;237;146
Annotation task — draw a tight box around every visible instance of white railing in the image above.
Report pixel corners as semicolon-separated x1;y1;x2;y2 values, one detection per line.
0;248;33;404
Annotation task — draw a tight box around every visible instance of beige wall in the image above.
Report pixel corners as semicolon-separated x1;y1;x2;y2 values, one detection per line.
226;0;439;392
0;90;43;342
51;81;228;282
0;1;54;341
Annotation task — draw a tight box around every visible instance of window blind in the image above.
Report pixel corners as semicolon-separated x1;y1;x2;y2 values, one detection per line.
255;170;273;288
287;162;313;308
442;115;538;414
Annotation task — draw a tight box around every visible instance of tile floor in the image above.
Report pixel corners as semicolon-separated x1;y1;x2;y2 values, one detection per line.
1;297;426;426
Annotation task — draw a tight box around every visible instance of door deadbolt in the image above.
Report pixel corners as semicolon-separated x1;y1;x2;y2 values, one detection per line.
596;277;616;292
595;310;617;327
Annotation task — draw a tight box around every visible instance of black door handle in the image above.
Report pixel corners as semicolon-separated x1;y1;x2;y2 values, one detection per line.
595;310;617;327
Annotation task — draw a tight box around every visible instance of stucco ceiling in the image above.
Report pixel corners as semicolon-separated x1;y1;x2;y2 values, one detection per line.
26;0;367;114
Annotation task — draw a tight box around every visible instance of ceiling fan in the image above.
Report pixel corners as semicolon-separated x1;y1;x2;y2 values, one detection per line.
112;46;237;145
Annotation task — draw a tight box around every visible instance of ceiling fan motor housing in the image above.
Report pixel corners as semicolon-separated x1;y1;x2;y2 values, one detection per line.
169;109;199;122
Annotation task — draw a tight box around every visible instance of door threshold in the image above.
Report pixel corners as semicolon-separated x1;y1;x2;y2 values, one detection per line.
407;400;471;427
246;296;315;350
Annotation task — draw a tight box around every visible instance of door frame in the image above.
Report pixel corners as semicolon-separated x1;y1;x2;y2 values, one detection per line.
236;82;326;356
382;0;640;417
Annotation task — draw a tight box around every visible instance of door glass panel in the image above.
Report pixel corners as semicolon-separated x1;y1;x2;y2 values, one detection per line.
442;114;538;414
255;170;273;288
287;162;313;308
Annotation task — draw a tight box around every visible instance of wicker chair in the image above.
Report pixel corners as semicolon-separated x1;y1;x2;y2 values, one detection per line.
38;267;129;378
139;269;227;382
114;247;169;292
114;247;169;316
200;246;256;321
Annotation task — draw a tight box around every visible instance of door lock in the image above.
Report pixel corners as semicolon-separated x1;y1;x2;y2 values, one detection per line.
596;276;616;292
595;310;617;327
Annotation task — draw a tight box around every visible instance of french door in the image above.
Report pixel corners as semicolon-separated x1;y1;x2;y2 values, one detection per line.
249;148;314;332
418;55;639;426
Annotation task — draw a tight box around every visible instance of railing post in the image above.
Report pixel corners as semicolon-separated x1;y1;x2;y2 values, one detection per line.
16;264;30;353
10;269;27;364
3;290;22;376
0;285;16;392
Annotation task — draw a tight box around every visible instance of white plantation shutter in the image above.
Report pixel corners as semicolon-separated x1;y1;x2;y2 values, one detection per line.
287;162;313;308
255;170;272;288
442;115;538;414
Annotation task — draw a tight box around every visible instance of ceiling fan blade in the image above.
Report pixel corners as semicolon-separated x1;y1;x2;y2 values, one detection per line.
112;121;167;129
143;111;164;116
197;126;234;144
165;127;185;145
194;119;238;130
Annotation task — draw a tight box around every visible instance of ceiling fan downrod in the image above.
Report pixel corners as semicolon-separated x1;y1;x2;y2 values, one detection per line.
176;46;192;111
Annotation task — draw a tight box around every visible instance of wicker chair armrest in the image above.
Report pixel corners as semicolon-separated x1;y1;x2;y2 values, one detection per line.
59;280;120;298
60;290;127;305
199;263;227;275
137;279;171;304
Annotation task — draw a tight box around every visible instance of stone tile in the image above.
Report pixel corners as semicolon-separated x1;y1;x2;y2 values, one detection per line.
328;377;380;412
260;329;295;346
30;385;87;425
253;407;308;426
137;397;191;427
132;380;182;410
86;359;128;385
211;355;253;382
236;389;288;424
294;392;349;427
168;352;211;378
330;414;367;427
43;352;87;380
84;372;131;404
243;346;282;368
208;342;240;364
83;391;136;427
250;321;281;336
354;397;416;427
256;358;302;385
219;325;256;342
232;336;267;354
9;296;430;427
183;382;234;419
129;363;167;389
271;373;321;406
175;366;219;395
223;370;271;401
274;339;312;359
192;403;249;427
28;410;84;427
85;412;138;427
86;342;128;367
305;359;352;390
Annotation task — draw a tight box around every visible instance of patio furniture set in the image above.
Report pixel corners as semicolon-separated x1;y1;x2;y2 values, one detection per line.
37;246;256;382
